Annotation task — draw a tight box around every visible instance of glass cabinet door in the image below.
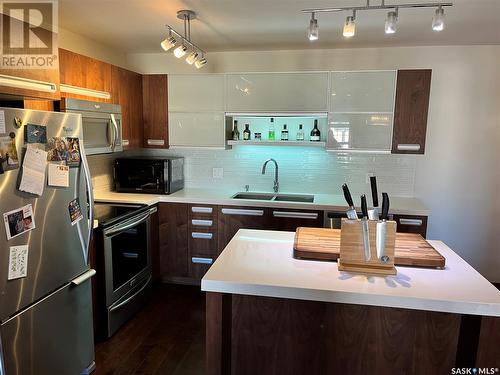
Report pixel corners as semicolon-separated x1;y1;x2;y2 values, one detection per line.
168;74;225;112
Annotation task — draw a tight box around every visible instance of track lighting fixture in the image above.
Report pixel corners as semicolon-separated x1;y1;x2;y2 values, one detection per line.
385;9;398;34
302;1;452;40
161;10;207;68
343;11;356;38
307;12;319;41
432;5;445;31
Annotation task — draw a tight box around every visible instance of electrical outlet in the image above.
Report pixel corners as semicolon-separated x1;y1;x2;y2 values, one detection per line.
365;172;375;183
212;168;223;179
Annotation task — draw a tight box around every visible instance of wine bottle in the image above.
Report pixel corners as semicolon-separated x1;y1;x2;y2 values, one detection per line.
268;117;275;141
232;120;240;141
281;124;289;141
296;124;304;141
310;120;321;141
243;124;251;140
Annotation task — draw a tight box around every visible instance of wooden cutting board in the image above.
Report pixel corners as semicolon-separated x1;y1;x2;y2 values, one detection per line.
293;227;445;268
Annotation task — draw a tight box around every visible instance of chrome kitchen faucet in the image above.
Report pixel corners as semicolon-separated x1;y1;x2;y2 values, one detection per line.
262;158;279;193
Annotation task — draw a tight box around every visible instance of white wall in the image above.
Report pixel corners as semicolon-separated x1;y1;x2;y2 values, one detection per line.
127;45;500;282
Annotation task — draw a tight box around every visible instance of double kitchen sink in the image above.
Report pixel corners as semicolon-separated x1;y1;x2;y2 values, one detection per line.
232;192;314;203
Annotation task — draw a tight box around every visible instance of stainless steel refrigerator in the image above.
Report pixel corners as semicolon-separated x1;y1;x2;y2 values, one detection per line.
0;108;95;375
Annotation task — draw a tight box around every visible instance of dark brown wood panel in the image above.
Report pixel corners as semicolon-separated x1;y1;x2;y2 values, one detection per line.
58;48;112;103
111;65;143;149
392;69;432;154
392;214;428;238
159;203;189;280
476;316;500;366
189;257;214;281
268;208;323;231
142;74;168;148
224;294;461;375
150;205;160;282
23;100;54;111
217;206;270;254
206;292;232;375
0;15;60;100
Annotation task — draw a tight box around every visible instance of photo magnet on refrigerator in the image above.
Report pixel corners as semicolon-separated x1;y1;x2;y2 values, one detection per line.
0;132;19;171
25;124;48;144
68;198;83;226
3;204;36;240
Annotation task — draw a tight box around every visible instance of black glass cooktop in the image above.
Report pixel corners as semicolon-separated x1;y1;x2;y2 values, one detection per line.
94;202;149;228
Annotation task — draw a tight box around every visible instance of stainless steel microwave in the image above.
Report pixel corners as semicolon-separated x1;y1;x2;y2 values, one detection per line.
114;157;184;194
60;98;122;155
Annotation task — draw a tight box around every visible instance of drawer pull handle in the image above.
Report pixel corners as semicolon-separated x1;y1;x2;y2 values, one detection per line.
397;144;421;151
192;232;213;240
191;219;213;227
399;218;423;226
221;208;264;216
273;211;318;220
147;139;165;146
192;257;213;265
191;207;213;214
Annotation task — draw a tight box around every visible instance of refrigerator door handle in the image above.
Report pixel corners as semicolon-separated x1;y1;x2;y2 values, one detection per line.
80;142;95;262
71;269;96;286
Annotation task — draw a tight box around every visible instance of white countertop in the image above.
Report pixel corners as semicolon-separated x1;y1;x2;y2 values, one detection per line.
201;229;500;317
94;188;430;215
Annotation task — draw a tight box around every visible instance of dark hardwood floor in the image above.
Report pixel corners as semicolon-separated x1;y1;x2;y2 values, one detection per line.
94;284;205;375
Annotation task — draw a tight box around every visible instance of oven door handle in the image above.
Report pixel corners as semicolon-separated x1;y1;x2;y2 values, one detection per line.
109;275;151;312
104;211;151;237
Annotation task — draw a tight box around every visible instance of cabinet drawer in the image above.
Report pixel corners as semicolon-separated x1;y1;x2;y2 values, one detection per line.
270;209;323;231
189;204;217;219
189;229;217;257
188;256;213;280
392;214;428;238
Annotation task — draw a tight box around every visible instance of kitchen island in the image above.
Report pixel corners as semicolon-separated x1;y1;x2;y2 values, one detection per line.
201;229;500;375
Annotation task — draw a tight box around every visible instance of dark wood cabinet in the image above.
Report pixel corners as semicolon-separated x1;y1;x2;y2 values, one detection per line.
111;66;143;149
392;214;428;238
392;69;432;154
142;74;168;148
58;49;112;103
158;203;189;282
268;208;323;231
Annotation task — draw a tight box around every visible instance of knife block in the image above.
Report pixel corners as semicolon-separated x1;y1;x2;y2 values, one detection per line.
338;218;397;275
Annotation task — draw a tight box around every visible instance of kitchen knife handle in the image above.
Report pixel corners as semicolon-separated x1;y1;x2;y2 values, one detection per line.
382;192;390;220
370;176;378;207
361;194;368;218
342;183;354;207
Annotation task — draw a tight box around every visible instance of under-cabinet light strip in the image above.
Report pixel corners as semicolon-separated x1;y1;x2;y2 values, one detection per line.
0;74;57;93
60;83;111;100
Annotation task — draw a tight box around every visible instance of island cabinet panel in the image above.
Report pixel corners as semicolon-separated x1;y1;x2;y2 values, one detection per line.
392;70;432;154
392;214;428;238
207;293;462;375
111;66;143;149
476;317;500;366
142;74;168;148
58;48;112;103
158;203;189;282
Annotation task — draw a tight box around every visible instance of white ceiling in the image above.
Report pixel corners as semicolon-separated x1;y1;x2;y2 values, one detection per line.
59;0;500;53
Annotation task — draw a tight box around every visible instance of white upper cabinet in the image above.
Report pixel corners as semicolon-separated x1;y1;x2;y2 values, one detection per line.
168;74;225;112
330;71;396;113
327;71;396;151
169;112;226;148
226;72;329;112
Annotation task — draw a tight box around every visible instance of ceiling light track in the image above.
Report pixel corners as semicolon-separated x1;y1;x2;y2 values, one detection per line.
302;1;452;39
161;9;207;68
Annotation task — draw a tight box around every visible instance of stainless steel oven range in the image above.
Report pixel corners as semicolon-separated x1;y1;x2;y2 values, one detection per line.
94;203;156;337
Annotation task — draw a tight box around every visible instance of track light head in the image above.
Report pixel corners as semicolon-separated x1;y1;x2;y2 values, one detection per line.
186;51;199;65
385;10;398;34
161;35;176;51
194;56;207;69
307;13;319;41
173;44;187;58
432;6;445;31
343;11;356;38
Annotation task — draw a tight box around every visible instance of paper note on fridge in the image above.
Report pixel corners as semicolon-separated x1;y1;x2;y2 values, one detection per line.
0;110;5;134
8;245;29;280
18;145;48;196
48;163;69;187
